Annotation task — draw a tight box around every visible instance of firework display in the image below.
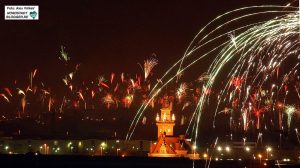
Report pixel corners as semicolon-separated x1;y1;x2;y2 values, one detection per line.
126;5;300;147
0;46;203;134
0;5;299;149
0;52;158;116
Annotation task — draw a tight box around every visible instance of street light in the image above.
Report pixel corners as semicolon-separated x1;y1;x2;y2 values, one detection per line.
266;147;272;160
67;142;72;148
225;146;230;152
100;142;107;156
192;145;197;159
193;145;197;150
258;154;262;163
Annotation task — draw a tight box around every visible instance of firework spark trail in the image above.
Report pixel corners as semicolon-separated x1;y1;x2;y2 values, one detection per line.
296;86;300;99
278;63;300;97
126;6;299;141
102;94;115;109
121;73;125;83
228;32;237;49
176;83;188;101
123;94;133;108
139;57;158;81
0;94;10;103
127;46;224;139
111;73;115;84
242;109;248;131
256;132;263;147
98;75;109;89
285;105;296;130
17;88;25;96
48;97;54;112
29;69;38;89
59;45;70;63
144;20;260;98
212;30;299;129
127;23;254;140
1;46;162;119
188;9;298;134
59;96;66;113
193;15;298;143
177;6;297;74
213;18;296;131
21;97;26;113
3;88;12;97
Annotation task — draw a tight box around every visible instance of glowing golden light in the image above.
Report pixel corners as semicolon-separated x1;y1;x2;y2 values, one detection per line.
225;146;230;152
258;154;262;158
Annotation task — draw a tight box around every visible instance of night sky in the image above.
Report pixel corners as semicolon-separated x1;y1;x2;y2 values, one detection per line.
0;0;288;89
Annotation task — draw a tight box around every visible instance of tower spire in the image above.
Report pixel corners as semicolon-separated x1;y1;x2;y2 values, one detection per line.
148;95;199;159
156;95;175;138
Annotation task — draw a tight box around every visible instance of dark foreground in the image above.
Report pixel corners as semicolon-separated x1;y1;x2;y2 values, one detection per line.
0;154;299;168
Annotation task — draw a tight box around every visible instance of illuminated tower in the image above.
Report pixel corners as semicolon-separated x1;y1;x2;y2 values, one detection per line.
148;95;199;159
156;96;175;138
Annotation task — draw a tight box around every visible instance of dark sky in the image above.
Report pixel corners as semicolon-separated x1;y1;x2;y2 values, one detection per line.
0;0;290;88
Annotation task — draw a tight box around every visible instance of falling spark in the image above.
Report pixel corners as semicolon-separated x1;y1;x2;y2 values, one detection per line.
228;32;237;49
17;88;25;96
32;69;38;78
59;96;66;113
140;57;158;81
121;73;125;83
182;101;191;110
111;73;115;84
98;75;109;88
102;94;114;109
48;97;54;112
0;94;10;103
91;90;95;98
142;116;147;125
59;45;70;63
21;97;26;113
123;94;133;108
285;105;296;130
242;110;248;131
295;128;300;144
176;83;188;101
3;88;12;97
41;89;50;95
